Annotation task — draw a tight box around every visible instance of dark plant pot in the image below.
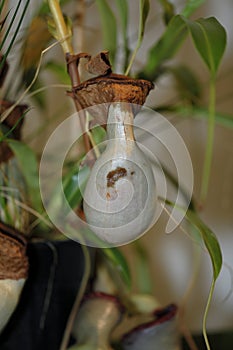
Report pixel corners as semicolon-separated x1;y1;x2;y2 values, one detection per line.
0;239;86;350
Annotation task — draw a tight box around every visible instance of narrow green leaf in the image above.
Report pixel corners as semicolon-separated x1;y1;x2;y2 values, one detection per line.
157;105;233;130
96;0;117;66
0;0;6;16
0;10;11;33
181;0;205;18
7;139;43;212
0;198;12;226
0;109;28;142
0;173;13;225
47;13;72;44
185;17;227;76
115;0;128;38
164;198;221;349
0;0;30;73
102;247;131;288
0;1;21;51
186;210;222;280
139;15;188;80
63;165;90;210
196;108;233;129
139;0;150;39
164;199;222;281
133;241;153;294
125;0;150;75
166;64;201;103
45;61;70;84
157;0;175;24
186;209;221;349
26;79;47;109
91;125;106;146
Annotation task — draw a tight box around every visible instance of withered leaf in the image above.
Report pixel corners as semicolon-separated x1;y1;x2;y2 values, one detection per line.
85;51;112;76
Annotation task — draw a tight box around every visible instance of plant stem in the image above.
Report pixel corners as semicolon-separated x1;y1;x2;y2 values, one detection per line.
203;279;215;350
133;240;153;294
124;0;143;76
47;0;73;54
200;76;216;206
179;235;201;350
85;113;101;159
125;41;140;76
125;0;149;75
48;0;92;156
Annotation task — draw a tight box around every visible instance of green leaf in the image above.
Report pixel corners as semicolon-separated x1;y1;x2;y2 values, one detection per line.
185;17;227;76
133;241;153;294
45;61;70;84
0;0;6;16
139;15;188;80
63;164;90;210
47;13;72;44
157;0;175;24
0;109;28;142
139;0;150;39
198;109;233;129
186;210;222;349
96;0;117;66
181;0;206;18
7;139;43;213
125;0;150;75
164;198;222;349
28;79;47;109
139;15;226;81
0;10;10;33
115;0;128;39
115;0;130;70
91;125;106;146
164;199;222;281
186;211;221;349
181;17;226;203
186;210;222;280
102;247;131;289
166;64;201;103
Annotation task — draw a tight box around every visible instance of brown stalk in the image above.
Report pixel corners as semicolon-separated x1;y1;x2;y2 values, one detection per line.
48;0;93;158
66;53;93;159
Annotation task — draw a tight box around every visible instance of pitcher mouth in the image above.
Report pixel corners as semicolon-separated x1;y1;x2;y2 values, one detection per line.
122;303;177;339
66;51;154;126
0;221;28;280
72;73;154;124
